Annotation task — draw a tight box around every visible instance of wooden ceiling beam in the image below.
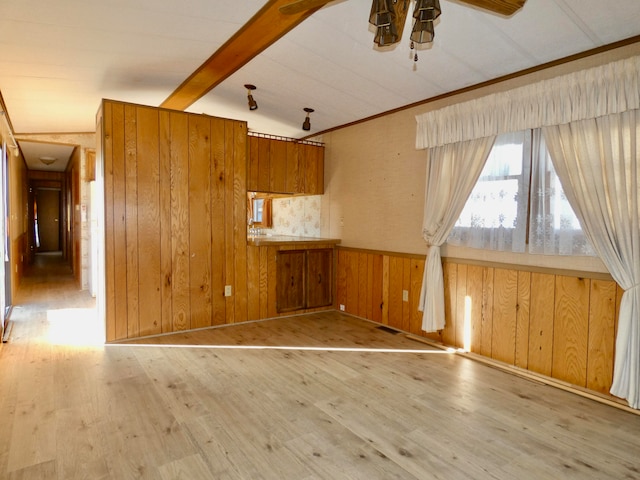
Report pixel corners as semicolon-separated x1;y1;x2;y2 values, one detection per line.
161;0;322;111
456;0;526;17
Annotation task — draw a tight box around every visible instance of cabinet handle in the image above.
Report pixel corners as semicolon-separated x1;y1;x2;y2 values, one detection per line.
291;276;294;287
318;273;322;284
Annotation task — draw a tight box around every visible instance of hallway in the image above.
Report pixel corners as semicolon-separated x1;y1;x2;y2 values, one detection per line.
8;252;99;345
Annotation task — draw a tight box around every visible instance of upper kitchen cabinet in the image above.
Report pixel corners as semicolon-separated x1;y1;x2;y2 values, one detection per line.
247;135;324;195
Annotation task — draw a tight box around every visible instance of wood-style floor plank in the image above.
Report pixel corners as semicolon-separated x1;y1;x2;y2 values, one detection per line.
1;253;640;479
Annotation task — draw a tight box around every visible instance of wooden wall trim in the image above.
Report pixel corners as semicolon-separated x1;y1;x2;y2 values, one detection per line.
443;257;615;282
337;246;614;281
337;246;426;261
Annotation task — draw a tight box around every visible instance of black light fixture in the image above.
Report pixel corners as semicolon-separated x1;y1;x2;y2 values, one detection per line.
302;108;314;131
245;84;258;110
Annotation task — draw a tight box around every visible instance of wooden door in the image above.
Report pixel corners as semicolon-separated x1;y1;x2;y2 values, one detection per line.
307;248;333;308
36;188;61;252
276;250;306;312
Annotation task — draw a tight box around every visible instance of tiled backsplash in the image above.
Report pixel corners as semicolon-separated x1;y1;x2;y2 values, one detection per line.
268;195;323;237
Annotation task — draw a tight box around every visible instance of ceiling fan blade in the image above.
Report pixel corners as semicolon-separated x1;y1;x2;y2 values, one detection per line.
279;0;333;15
456;0;526;16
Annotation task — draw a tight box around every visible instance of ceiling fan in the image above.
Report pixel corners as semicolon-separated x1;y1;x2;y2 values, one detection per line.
279;0;526;56
280;0;526;16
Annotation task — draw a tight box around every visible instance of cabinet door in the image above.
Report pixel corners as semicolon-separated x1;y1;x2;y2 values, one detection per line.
276;250;306;312
257;137;271;192
307;249;333;308
302;144;324;195
269;139;287;193
285;141;301;194
247;136;260;191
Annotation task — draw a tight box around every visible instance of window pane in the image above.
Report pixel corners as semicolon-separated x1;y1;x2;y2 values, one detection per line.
447;131;530;252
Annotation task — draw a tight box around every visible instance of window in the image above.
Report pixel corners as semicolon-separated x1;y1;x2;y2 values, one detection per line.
447;130;594;256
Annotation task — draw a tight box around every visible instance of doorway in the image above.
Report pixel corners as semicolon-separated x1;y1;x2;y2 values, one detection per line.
35;188;61;252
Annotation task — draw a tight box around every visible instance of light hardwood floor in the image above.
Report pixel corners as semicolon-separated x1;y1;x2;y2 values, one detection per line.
1;253;640;479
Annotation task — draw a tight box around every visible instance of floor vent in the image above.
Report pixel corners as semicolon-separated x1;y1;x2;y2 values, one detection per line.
376;325;400;335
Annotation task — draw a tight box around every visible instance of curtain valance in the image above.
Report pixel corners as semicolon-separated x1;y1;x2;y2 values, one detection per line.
415;56;640;149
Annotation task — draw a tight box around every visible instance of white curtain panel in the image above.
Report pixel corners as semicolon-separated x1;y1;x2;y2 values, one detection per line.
529;130;596;256
418;136;495;332
542;109;640;408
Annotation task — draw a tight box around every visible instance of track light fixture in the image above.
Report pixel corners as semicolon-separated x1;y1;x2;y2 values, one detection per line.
244;84;258;110
302;108;314;131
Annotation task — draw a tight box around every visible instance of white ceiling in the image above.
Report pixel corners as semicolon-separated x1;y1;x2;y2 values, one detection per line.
1;0;640;170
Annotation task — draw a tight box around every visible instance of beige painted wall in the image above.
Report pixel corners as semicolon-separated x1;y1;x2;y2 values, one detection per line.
320;42;640;274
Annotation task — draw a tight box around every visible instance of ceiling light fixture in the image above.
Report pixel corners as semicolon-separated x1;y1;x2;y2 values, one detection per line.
245;84;258;110
302;108;314;131
369;0;441;63
40;156;57;166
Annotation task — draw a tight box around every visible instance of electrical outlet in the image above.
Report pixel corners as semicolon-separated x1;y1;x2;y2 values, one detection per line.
402;290;409;302
339;304;345;311
224;285;232;297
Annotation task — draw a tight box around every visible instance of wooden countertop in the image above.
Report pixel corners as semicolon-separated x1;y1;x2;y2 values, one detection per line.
247;235;341;247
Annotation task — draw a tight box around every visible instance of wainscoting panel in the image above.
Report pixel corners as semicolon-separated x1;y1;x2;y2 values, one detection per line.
336;247;621;396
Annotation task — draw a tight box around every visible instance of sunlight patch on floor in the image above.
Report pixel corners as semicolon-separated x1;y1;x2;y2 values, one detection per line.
47;307;104;346
107;343;459;354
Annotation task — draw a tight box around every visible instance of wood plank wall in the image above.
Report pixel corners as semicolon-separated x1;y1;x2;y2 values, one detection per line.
101;100;247;341
336;247;622;396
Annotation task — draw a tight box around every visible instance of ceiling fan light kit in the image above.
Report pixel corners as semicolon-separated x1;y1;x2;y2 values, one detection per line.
368;0;441;63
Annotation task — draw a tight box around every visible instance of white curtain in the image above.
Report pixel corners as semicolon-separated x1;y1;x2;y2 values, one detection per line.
529;130;596;256
542;109;640;408
418;136;496;332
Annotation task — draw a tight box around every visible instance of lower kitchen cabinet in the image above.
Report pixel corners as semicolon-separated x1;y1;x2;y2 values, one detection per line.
276;248;333;313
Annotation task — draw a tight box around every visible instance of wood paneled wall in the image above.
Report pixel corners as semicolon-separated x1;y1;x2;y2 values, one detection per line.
336;247;621;396
101;100;247;341
9;150;28;296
